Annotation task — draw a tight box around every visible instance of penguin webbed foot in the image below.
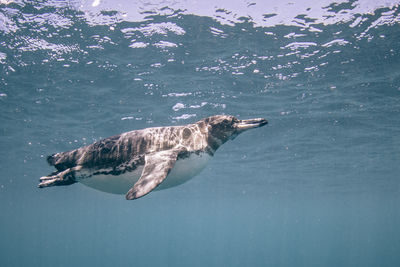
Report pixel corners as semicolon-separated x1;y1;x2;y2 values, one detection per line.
38;169;76;188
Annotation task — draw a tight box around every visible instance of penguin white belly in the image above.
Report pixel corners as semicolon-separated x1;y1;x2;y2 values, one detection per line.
78;152;211;195
78;167;143;195
155;152;211;190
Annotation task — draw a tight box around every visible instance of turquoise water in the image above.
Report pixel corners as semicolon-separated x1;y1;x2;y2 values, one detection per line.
1;0;400;266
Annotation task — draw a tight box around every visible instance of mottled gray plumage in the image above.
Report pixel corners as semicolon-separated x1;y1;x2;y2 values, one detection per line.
39;115;267;200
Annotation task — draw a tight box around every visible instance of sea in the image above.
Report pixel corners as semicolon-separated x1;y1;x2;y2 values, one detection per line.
1;0;399;266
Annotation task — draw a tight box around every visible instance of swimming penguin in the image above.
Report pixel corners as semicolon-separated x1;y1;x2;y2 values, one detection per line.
39;115;268;200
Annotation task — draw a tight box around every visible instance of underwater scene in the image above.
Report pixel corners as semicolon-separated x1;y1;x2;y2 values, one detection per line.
1;0;400;266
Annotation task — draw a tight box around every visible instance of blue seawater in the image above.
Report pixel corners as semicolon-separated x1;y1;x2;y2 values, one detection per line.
1;0;400;266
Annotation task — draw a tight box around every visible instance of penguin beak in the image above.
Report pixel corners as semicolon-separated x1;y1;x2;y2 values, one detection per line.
236;118;268;132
